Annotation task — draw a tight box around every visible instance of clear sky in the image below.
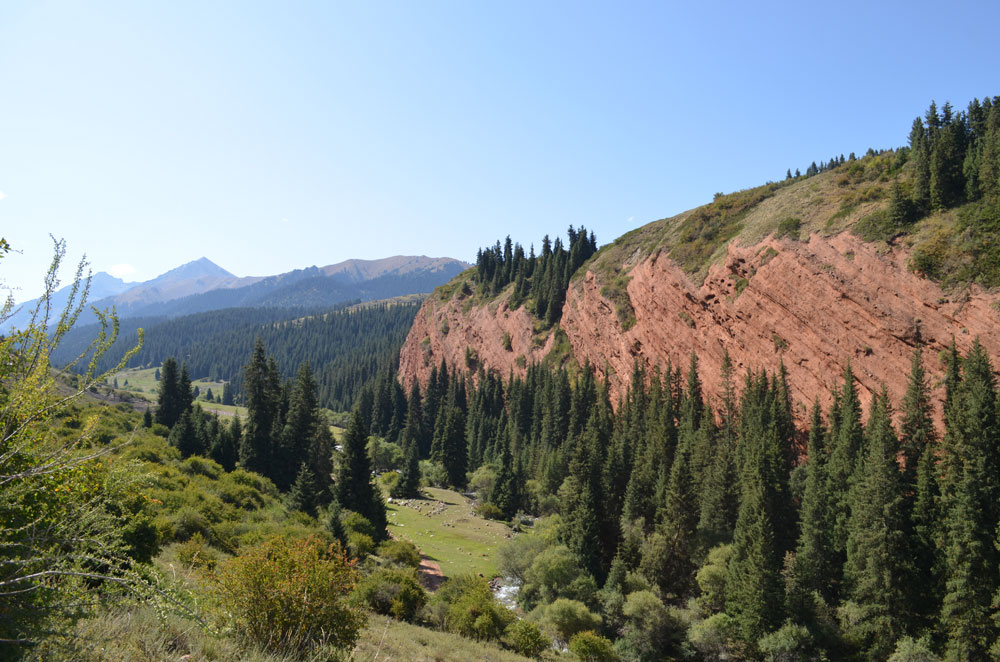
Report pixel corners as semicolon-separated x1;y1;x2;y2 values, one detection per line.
2;0;998;302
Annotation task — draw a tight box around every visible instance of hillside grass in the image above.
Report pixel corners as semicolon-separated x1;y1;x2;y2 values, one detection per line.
387;487;511;578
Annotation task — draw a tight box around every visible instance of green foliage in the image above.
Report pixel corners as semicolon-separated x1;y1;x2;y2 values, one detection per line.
889;636;941;662
475;502;506;520
0;240;156;653
521;545;598;611
209;536;365;656
504;620;550;659
56;301;422;413
670;181;785;276
377;539;421;568
569;630;621;662
535;598;602;645
351;567;426;622
756;622;817;661
774;217;802;240
336;409;388;541
439;575;515;642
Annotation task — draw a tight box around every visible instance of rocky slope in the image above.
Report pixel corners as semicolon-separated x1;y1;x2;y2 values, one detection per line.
399;163;1000;424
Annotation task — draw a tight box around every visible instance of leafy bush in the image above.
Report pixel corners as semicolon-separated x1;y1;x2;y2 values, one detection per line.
475;502;505;520
435;575;515;642
535;598;602;645
348;531;375;558
569;630;620;662
341;510;376;538
522;545;598;610
377;539;421;568
505;619;550;658
209;536;365;656
351;567;426;621
757;622;816;661
774;217;802;240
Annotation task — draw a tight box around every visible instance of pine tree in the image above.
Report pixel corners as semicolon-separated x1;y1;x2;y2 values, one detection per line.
825;363;863;589
899;349;941;629
240;338;281;478
941;341;999;659
726;468;784;647
392;440;421;499
791;400;834;605
155;357;182;428
726;371;785;647
491;431;521;519
288;462;319;516
438;405;468;489
168;409;203;458
843;389;910;657
336;408;388;540
277;362;321;490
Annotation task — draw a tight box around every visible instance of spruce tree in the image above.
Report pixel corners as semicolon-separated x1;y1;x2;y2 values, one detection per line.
336;408;388;540
941;340;999;659
392;439;421;499
288;462;319;516
825;363;863;590
277;362;321;490
900;348;941;629
843;389;910;657
792;400;834;605
168;409;202;458
155;357;182;428
240;338;281;478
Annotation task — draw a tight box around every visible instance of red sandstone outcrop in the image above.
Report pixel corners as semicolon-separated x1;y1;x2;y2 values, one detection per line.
399;232;1000;427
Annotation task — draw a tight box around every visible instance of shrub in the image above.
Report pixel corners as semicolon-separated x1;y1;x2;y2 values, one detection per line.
505;619;550;659
774;217;802;240
536;598;602;645
420;460;449;488
341;510;376;539
475;502;505;520
377;539;421;568
438;575;515;641
352;567;426;621
174;532;221;570
569;630;620;662
169;505;213;542
347;531;375;558
180;455;223;479
888;636;940;662
522;545;598;609
757;622;816;661
209;536;365;656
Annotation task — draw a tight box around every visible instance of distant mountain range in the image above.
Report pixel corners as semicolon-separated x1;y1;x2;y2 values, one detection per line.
3;255;470;332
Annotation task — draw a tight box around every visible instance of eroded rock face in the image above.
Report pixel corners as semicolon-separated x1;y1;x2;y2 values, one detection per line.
399;233;1000;426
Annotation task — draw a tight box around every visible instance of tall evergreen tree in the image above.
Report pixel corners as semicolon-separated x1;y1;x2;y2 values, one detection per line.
791;400;835;605
391;439;421;499
336;408;388;540
288;461;320;517
941;340;999;659
825;363;864;592
239;338;282;478
843;389;910;657
155;357;182;428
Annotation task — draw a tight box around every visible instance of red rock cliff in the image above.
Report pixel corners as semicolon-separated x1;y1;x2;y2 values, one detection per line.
398;232;1000;425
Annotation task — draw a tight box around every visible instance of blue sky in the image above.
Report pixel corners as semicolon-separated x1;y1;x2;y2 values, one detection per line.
2;0;998;301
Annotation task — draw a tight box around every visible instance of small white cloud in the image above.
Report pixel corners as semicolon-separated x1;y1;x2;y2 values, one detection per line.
0;191;7;201
280;217;290;224
627;216;634;223
108;263;137;279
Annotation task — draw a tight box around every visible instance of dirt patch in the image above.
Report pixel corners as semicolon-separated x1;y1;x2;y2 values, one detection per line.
418;556;445;591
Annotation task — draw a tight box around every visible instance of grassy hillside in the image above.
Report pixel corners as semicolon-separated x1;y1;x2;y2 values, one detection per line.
387;487;512;578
